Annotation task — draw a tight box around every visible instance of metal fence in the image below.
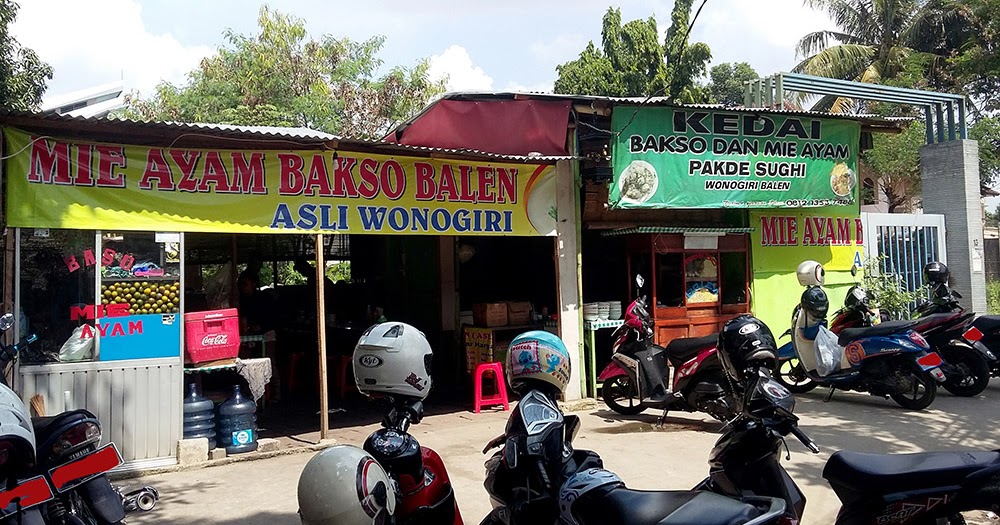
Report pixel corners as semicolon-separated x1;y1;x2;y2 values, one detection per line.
861;212;946;310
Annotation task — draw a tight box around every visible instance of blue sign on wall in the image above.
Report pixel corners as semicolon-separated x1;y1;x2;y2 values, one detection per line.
98;313;181;361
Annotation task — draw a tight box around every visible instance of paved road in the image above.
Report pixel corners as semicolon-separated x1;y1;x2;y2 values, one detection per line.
127;380;1000;525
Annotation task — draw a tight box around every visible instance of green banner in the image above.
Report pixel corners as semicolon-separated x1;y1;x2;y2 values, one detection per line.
610;106;861;209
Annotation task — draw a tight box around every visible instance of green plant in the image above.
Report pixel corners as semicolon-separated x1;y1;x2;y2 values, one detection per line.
860;255;925;320
987;280;1000;315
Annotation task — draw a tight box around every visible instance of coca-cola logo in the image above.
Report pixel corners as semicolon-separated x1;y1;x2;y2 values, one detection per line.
201;334;229;346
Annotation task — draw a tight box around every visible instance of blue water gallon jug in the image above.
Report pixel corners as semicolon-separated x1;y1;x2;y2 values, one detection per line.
216;384;258;454
182;382;216;449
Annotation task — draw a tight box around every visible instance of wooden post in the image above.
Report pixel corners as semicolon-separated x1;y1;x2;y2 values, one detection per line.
316;234;329;440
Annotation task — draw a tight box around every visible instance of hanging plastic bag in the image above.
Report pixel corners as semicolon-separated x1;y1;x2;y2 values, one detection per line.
59;325;95;362
813;324;842;376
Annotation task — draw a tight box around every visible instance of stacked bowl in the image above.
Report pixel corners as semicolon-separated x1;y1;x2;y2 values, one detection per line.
608;301;622;320
597;302;611;320
583;303;600;321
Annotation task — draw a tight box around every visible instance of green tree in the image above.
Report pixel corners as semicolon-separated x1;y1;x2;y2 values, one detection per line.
122;6;443;139
707;62;758;106
554;5;711;101
950;0;1000;112
863;121;925;212
970;116;1000;187
794;0;963;111
0;0;52;111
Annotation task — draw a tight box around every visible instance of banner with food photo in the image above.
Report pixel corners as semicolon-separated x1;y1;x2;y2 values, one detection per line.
609;106;861;209
4;129;558;236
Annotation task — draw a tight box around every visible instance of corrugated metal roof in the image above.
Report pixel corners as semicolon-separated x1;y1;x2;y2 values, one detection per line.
432;91;912;126
600;226;755;236
0;110;571;162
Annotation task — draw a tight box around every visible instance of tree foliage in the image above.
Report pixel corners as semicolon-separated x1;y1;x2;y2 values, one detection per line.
707;62;758;106
950;0;1000;112
122;6;443;139
862;121;925;212
793;0;966;112
553;5;711;101
0;0;52;111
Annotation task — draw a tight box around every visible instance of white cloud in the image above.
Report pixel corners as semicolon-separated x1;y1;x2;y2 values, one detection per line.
427;45;494;91
529;34;589;66
12;0;213;99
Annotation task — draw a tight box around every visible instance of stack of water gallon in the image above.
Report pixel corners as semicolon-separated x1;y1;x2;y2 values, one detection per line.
183;383;259;454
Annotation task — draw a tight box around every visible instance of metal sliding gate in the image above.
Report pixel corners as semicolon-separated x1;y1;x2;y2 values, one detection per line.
861;212;946;307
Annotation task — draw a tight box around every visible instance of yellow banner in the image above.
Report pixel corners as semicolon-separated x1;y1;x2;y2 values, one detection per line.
4;129;557;236
750;208;863;272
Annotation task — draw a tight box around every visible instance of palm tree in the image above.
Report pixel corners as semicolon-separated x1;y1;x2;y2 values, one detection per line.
794;0;968;112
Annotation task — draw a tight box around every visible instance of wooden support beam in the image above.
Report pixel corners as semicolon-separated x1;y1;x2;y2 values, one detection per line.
316;234;329;440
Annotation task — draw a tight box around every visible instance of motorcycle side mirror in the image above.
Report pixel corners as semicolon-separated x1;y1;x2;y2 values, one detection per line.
850;264;858;278
636;274;645;289
953;290;964;299
0;313;14;331
504;436;519;469
564;415;581;444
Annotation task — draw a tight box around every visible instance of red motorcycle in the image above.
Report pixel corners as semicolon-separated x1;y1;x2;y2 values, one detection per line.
597;276;738;422
362;397;463;525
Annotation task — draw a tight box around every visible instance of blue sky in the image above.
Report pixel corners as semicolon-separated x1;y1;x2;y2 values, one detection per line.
14;0;835;100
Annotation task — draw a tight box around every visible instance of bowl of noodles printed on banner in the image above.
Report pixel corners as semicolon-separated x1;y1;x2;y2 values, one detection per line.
829;162;856;197
618;160;659;204
524;167;558;235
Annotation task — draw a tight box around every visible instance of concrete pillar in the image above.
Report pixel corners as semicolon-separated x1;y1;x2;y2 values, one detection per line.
555;160;583;400
920;140;987;312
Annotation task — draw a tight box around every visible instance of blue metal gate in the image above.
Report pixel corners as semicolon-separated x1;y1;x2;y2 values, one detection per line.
862;212;946;308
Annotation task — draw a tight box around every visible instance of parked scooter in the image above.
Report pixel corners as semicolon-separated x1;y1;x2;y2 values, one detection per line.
297;322;463;525
0;314;47;524
0;314;129;525
828;265;993;397
598;275;738;422
702;340;1000;525
481;330;786;525
914;260;1000;381
775;261;947;410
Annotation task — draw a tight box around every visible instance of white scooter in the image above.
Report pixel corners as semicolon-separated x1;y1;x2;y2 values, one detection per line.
0;313;47;524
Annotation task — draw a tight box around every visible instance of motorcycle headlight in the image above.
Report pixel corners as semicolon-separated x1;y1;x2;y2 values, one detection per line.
51;421;102;458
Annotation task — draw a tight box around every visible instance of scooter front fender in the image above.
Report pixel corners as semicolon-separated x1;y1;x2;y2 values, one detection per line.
597;361;627;382
777;341;796;360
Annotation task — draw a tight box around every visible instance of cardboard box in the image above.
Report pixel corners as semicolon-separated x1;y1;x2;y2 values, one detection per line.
506;302;532;325
473;303;508;327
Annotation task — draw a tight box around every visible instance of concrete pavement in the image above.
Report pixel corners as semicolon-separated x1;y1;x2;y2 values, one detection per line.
125;381;1000;525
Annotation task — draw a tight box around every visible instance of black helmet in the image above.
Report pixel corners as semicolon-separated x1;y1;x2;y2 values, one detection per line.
844;285;869;310
718;315;777;382
801;287;829;320
924;261;949;285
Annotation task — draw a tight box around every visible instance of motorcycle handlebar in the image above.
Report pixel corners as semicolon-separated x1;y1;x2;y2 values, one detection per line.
789;424;820;453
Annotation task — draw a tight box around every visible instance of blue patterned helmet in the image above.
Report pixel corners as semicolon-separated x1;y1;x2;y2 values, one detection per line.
506;331;571;395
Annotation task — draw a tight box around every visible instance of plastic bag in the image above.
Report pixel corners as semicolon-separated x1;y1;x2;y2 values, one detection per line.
813;324;842;376
59;325;95;362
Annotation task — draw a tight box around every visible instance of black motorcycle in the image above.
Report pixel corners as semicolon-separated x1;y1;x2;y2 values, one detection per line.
699;367;1000;524
479;388;786;525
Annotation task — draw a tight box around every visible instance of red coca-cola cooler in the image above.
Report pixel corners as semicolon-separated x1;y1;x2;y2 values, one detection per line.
184;308;240;364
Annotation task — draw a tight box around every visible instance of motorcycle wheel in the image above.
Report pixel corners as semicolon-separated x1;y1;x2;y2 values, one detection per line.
889;372;937;410
774;358;818;393
602;376;645;415
941;347;991;397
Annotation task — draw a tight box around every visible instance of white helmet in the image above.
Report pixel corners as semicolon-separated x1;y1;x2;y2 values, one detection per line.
796;260;825;287
354;322;432;400
298;445;397;525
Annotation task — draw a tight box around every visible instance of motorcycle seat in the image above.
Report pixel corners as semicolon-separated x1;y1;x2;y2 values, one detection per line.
32;409;97;442
911;312;963;333
838;320;918;346
665;335;717;365
571;486;759;525
823;450;1000;493
973;315;1000;335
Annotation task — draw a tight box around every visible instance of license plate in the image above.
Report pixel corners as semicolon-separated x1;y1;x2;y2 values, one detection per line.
48;443;123;493
916;352;944;369
964;326;984;342
0;476;54;516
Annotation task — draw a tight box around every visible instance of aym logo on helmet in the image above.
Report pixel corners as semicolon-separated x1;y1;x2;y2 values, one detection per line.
201;334;229;346
359;355;384;368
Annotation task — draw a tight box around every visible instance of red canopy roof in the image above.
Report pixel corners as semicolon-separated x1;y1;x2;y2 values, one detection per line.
386;98;572;157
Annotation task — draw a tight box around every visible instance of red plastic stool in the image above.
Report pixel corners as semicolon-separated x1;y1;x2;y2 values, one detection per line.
474;362;509;413
334;355;353;399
